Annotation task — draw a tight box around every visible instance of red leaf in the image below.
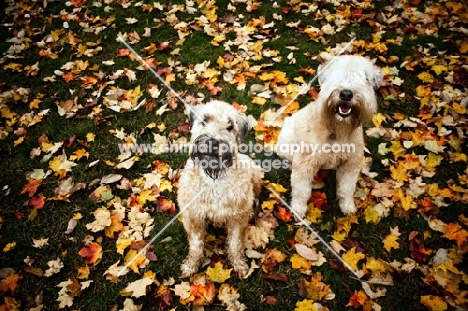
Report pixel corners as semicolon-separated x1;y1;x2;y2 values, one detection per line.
156;198;176;214
262;272;289;282
275;206;292;222
21;179;42;197
117;49;130;57
63;135;76;148
78;242;102;265
30;196;46;210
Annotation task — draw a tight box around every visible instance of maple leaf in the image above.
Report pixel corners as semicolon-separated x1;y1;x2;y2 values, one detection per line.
43;258;63;277
86;207;111;232
124;249;148;273
295;299;318;311
30;195;46;209
347;290;369;308
262;248;287;272
21;179;42;197
442;222;468;248
0;274;22;295
190;283;217;307
120;274;155;298
342;247;366;271
78;242;102;265
382;227;401;252
298;274;334;301
206;262;232;283
420;295;448;311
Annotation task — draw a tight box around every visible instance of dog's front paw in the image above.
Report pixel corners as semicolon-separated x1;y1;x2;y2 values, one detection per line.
232;260;249;279
339;198;357;215
291;201;307;221
180;259;199;278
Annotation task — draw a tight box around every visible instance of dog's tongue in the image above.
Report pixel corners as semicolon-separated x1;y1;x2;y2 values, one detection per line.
338;105;352;116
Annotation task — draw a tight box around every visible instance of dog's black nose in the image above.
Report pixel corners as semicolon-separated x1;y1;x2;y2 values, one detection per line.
339;89;353;101
206;138;219;154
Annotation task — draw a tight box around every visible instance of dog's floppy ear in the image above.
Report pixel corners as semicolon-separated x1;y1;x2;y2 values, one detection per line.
236;114;256;143
317;64;326;85
187;104;203;124
373;69;384;90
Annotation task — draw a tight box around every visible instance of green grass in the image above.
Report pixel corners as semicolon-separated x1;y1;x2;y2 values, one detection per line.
1;0;468;310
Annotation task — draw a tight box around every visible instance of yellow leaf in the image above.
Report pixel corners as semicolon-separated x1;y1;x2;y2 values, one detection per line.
29;98;42;109
295;299;318;311
252;96;267;105
424;152;443;172
159;179;173;192
3;242;16;253
13;136;24;147
372;113;386;127
136;188;157;205
420;295;448;311
382;227;400;252
261;199;276;211
290;253;312;270
86;133;95;142
417;72;435;83
116;239;132;255
266;183;287;194
342;247;365;270
206;262;232;283
390;163;408;182
306;206;322;224
431;64;447;75
124;249;147;274
388;141;405;157
364;207;380;224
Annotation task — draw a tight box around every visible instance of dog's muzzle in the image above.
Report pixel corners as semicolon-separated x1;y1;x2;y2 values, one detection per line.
191;135;234;179
336;89;353;117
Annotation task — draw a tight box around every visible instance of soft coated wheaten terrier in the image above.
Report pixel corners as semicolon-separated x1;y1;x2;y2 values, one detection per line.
178;100;263;278
276;55;383;217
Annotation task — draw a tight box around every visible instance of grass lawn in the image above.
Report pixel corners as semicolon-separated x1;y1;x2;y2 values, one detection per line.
1;0;467;310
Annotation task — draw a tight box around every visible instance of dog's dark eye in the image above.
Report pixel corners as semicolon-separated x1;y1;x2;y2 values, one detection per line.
226;125;234;131
202;118;209;126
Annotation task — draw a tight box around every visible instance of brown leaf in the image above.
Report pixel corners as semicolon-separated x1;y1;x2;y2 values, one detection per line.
261;272;289;282
266;296;277;306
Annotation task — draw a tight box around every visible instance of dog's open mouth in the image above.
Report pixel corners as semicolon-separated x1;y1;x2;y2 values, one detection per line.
337;104;352;117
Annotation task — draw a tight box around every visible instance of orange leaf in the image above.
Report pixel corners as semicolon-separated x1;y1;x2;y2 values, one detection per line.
0;274;22;295
347;290;368;308
104;215;124;238
156;197;176;214
275;206;292;222
443;223;468;248
21;179;42;197
190;283;217;307
78;242;103;265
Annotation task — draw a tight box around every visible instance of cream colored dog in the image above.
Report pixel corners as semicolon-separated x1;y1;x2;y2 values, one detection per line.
178;100;263;278
276;55;382;217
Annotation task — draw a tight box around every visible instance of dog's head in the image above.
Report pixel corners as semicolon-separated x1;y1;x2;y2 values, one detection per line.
317;55;382;132
186;100;251;179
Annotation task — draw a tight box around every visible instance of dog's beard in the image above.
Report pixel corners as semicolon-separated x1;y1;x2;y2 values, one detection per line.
323;90;365;137
190;135;234;179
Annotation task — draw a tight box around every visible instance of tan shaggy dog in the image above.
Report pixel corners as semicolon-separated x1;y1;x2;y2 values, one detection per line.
276;55;383;217
178;100;263;278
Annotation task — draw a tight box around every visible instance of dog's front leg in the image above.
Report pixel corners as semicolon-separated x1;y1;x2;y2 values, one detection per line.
335;160;360;215
180;216;206;278
226;218;249;278
290;156;316;220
